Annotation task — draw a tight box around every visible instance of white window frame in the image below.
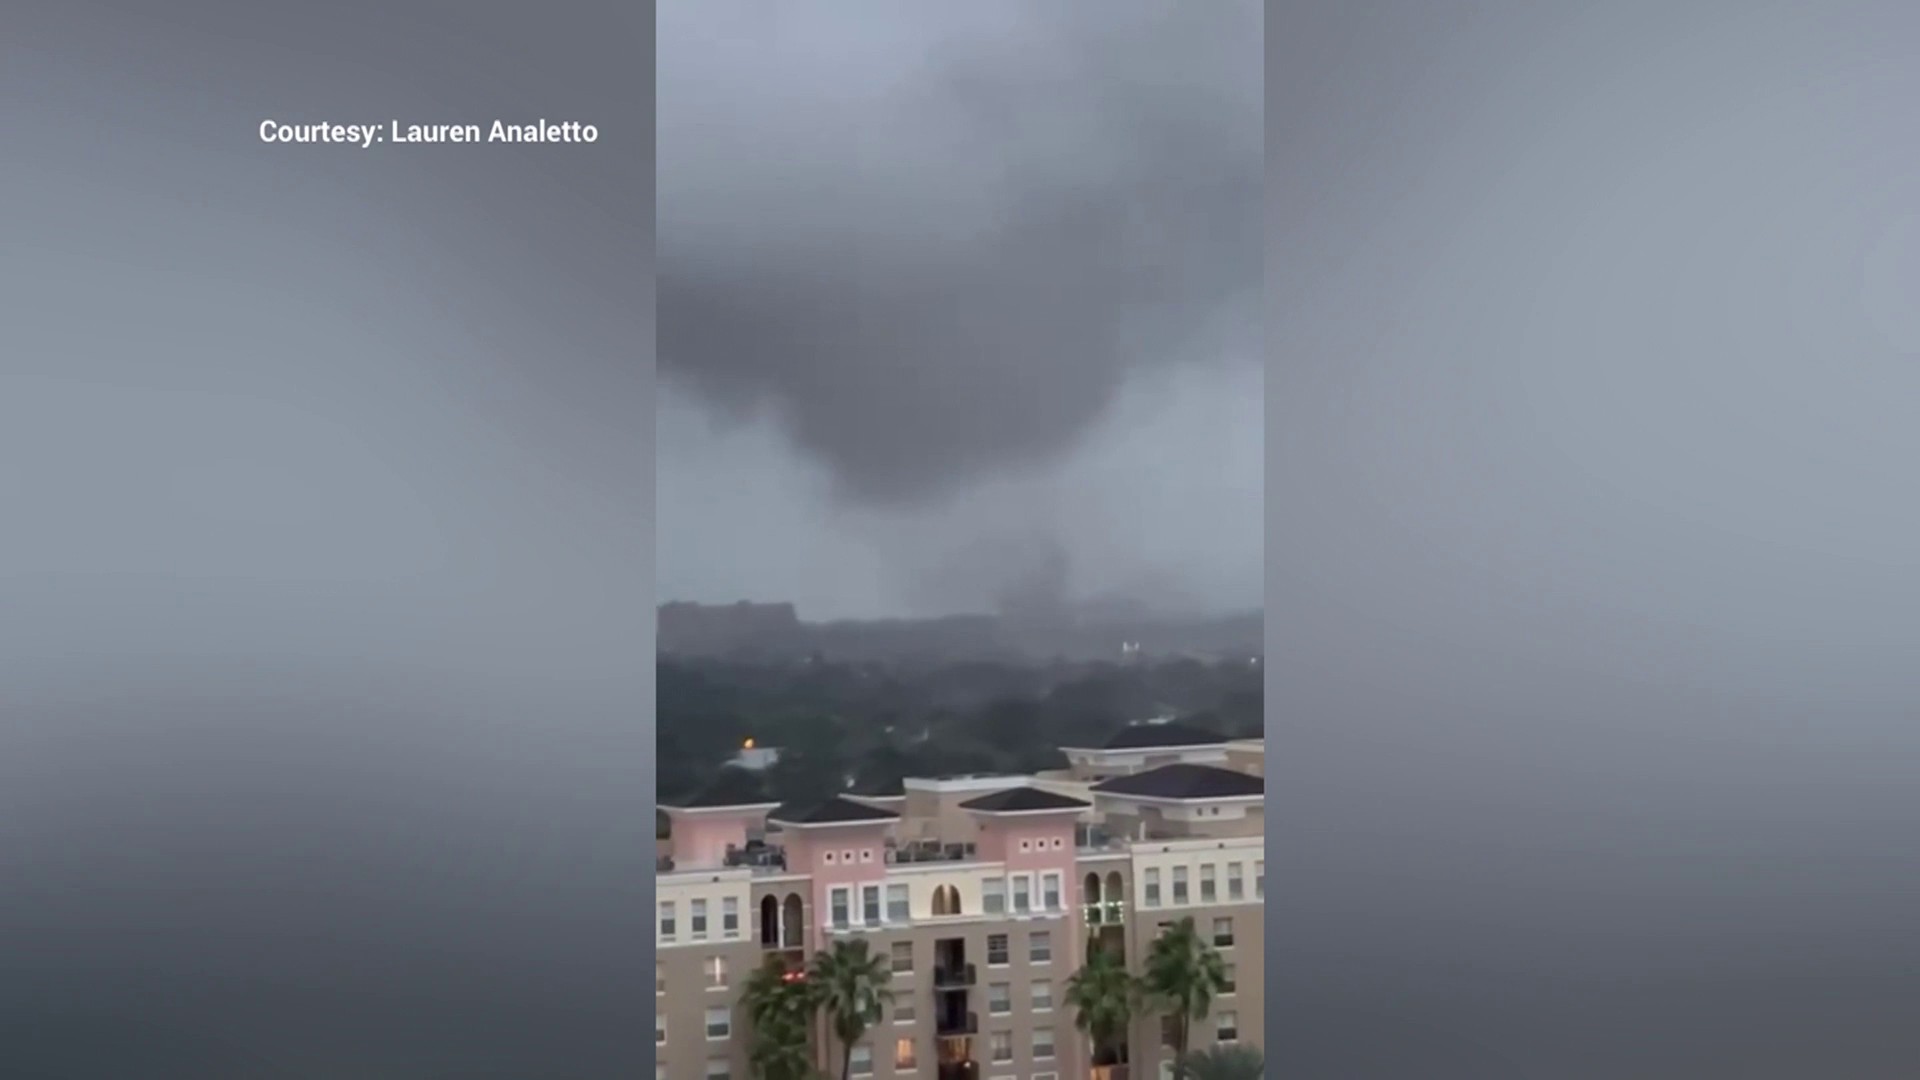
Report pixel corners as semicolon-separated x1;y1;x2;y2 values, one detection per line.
829;886;851;930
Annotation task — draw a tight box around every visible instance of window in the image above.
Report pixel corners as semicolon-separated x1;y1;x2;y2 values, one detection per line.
1217;1011;1239;1042
843;850;856;864
1029;930;1052;964
988;983;1011;1015
722;896;739;937
705;1006;730;1040
657;1066;666;1080
886;883;910;922
656;1013;666;1045
982;876;1006;915
691;898;709;940
1227;862;1244;901
862;885;882;928
830;887;851;930
704;1060;729;1080
705;954;728;989
990;1032;1013;1063
894;1038;917;1071
894;1000;916;1024
1213;916;1234;948
657;962;666;994
1033;1028;1055;1060
1159;1016;1178;1048
1034;1074;1058;1080
660;901;677;939
987;934;1009;966
1012;875;1031;914
1031;979;1053;1011
1200;864;1217;903
1255;860;1264;898
1041;872;1062;912
850;1044;872;1075
891;941;914;974
1143;868;1161;907
1222;963;1237;994
1172;866;1189;905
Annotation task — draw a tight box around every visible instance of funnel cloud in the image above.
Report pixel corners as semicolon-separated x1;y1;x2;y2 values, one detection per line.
657;1;1262;617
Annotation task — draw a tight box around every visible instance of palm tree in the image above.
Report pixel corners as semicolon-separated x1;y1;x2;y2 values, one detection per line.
809;938;895;1080
1141;917;1229;1067
1176;1043;1265;1080
741;957;820;1080
1066;941;1142;1068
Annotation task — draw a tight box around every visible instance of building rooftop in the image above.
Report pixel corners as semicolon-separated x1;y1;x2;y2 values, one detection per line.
770;795;901;826
957;786;1091;813
1100;720;1228;751
1092;762;1263;801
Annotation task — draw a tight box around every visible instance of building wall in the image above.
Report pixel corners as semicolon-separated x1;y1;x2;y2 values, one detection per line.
1124;838;1265;1078
657;871;760;1080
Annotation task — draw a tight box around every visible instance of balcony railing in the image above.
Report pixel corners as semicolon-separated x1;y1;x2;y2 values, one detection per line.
935;1011;979;1038
885;840;977;865
932;963;976;989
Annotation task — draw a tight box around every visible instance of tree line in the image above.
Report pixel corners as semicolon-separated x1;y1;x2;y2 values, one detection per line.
657;654;1263;810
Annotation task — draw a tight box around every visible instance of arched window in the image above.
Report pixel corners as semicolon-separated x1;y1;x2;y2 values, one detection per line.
931;884;961;917
781;893;804;949
760;895;780;946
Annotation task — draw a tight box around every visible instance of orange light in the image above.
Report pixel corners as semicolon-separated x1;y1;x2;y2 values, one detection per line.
743;737;756;750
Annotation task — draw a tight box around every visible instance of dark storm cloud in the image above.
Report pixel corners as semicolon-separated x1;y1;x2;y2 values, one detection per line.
658;1;1260;507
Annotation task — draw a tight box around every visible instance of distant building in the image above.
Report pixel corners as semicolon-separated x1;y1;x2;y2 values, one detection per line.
729;739;782;772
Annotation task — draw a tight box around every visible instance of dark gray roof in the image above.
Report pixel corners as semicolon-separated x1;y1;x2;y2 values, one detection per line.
1092;763;1263;801
1102;721;1227;751
958;787;1091;813
771;796;901;825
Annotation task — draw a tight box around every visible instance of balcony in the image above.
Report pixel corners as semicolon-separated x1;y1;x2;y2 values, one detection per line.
885;839;978;865
932;963;976;990
937;1062;980;1080
935;1011;979;1038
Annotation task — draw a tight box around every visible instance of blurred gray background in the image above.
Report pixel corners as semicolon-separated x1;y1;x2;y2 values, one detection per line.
2;3;651;1076
1271;2;1920;1076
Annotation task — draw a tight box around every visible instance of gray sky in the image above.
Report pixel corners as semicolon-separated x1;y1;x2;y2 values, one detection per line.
657;1;1262;620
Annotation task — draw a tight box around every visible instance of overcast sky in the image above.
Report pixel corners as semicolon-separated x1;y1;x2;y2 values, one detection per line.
656;1;1262;620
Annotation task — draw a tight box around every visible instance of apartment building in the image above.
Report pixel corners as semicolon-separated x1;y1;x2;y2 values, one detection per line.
656;724;1264;1080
